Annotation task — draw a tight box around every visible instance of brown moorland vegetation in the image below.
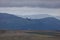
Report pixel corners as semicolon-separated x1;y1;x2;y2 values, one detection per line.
0;30;60;40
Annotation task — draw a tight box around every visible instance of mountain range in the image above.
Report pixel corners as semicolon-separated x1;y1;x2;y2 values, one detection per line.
20;14;52;19
20;14;60;20
0;13;60;30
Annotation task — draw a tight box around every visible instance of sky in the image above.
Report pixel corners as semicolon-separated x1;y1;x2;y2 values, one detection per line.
0;0;60;16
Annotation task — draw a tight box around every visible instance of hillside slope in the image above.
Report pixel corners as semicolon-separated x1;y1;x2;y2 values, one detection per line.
0;13;60;30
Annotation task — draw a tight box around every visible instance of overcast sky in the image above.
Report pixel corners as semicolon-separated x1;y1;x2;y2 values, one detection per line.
0;0;60;16
0;0;60;8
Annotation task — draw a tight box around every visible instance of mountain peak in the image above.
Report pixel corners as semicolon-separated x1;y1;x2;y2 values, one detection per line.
0;13;23;19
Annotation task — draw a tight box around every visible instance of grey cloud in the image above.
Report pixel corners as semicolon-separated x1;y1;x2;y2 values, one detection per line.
0;0;60;8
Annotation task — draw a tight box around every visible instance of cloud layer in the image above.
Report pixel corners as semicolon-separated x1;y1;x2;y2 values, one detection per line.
0;7;60;16
0;0;60;8
0;0;60;16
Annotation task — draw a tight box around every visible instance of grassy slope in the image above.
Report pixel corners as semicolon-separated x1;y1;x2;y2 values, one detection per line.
0;30;59;40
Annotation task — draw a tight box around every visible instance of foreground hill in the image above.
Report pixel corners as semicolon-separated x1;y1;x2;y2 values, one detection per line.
0;13;28;30
0;13;60;30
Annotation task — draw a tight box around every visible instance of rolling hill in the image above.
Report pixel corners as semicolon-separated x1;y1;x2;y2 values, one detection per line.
0;13;60;30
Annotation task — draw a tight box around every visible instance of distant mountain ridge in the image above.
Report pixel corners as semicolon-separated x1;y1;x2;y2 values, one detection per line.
21;14;52;19
20;14;60;20
0;13;60;30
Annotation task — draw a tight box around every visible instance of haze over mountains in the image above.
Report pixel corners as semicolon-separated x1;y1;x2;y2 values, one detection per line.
20;14;60;20
0;13;60;30
21;14;53;19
